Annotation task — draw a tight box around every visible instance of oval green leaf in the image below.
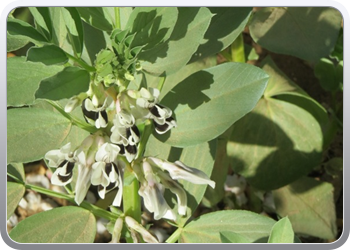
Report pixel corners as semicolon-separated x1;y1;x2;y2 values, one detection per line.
7;33;29;52
125;7;178;50
7;107;72;163
7;182;25;220
268;217;294;243
7;18;48;44
35;67;90;101
9;206;96;243
27;45;68;65
7;57;64;107
155;62;269;147
249;7;342;61
180;210;276;243
140;7;212;76
273;177;337;240
29;7;53;41
228;98;323;190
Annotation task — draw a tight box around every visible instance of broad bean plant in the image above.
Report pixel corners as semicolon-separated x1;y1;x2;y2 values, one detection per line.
7;7;343;244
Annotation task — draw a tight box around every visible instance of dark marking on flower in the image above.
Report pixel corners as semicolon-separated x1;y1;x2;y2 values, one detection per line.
82;98;98;122
100;110;108;124
57;171;73;183
126;144;137;155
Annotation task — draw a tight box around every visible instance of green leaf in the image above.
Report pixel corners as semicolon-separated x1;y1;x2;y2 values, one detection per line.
260;56;328;125
28;7;53;41
80;21;107;66
268;217;294;243
7;17;48;44
35;67;90;101
220;231;250;243
77;7;132;32
62;7;84;56
7;163;25;182
7;107;72;163
49;7;84;56
155;62;269;147
9;206;96;243
249;7;342;61
314;58;338;92
273;177;337;240
140;7;212;76
126;7;178;50
190;7;252;62
180;210;276;243
7;56;64;107
7;182;25;220
7;33;29;52
144;135;216;226
27;45;68;65
227;98;323;190
77;7;114;32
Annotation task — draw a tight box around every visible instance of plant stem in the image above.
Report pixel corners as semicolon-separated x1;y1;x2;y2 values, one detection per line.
115;7;121;29
230;33;246;63
46;100;98;134
122;163;142;223
65;53;96;72
165;228;182;243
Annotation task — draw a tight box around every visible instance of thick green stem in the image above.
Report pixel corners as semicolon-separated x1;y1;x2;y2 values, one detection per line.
231;33;246;63
65;53;96;72
122;164;142;223
115;7;121;29
165;228;182;243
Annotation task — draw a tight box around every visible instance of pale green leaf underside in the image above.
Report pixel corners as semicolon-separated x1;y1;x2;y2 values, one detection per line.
7;108;72;164
7;57;64;107
9;206;96;243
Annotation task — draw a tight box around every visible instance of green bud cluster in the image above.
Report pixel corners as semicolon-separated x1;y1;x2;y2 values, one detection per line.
93;29;144;88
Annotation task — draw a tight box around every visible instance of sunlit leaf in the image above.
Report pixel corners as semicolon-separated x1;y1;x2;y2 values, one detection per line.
155;62;268;147
180;210;275;243
268;217;294;243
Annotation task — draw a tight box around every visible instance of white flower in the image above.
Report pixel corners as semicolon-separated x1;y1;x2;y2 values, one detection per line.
82;97;109;129
125;216;159;243
148;157;215;189
134;87;177;134
224;174;247;207
110;110;140;162
45;142;76;186
74;133;106;205
136;87;160;109
138;161;176;221
91;143;124;206
148;104;177;134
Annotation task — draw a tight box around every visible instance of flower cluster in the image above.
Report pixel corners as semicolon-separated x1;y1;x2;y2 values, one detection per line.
45;84;177;206
45;35;215;224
